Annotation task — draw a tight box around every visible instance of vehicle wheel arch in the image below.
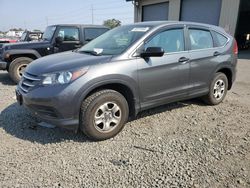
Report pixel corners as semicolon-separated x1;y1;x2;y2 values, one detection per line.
76;80;139;123
216;67;233;90
5;50;40;71
9;53;37;62
5;49;41;63
8;57;34;83
211;64;233;91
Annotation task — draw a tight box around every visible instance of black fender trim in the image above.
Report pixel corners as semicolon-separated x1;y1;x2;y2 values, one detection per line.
75;77;140;122
4;49;41;61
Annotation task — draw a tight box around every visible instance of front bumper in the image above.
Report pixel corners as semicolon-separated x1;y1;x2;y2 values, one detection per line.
16;84;80;132
0;60;7;70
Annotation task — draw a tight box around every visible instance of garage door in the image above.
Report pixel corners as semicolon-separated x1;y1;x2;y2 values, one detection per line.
181;0;222;25
142;2;169;21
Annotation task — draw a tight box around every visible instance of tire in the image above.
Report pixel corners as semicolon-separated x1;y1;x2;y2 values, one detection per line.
9;57;33;84
80;89;129;141
203;72;228;105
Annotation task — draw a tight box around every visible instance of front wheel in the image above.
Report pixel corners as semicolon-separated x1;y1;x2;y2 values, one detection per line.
203;72;228;105
9;57;33;84
80;89;129;141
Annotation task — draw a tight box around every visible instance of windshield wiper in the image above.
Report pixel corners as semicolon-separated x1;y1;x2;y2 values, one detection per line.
79;50;102;56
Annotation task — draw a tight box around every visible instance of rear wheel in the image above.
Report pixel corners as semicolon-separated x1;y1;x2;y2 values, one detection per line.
80;89;129;141
203;72;228;105
9;57;33;84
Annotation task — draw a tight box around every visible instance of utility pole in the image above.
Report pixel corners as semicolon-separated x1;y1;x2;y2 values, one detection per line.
91;5;94;24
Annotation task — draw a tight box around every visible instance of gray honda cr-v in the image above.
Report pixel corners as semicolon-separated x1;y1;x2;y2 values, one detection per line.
16;21;238;140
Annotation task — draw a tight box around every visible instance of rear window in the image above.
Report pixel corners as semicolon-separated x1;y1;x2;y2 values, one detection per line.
189;29;213;50
212;31;228;47
84;28;109;41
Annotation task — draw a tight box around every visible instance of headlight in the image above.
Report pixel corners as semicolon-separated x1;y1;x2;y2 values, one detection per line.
42;67;88;85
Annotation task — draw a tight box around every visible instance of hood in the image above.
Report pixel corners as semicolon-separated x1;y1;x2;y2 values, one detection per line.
26;51;113;75
4;41;50;50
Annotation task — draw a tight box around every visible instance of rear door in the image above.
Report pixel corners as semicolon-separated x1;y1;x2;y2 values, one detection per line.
187;26;221;95
55;26;82;52
137;26;191;109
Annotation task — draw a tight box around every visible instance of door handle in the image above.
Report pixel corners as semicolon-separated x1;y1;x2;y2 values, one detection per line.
214;51;221;56
178;57;190;63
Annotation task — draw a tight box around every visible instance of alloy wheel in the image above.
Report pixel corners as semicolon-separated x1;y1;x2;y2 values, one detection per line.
213;79;225;100
93;102;122;133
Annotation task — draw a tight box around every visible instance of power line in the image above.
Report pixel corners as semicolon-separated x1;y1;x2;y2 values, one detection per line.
94;11;132;16
5;1;134;31
46;0;124;19
94;6;133;11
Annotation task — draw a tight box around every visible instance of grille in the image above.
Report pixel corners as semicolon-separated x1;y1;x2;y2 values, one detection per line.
20;72;41;93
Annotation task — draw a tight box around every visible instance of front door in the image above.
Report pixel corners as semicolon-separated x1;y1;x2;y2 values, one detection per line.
137;28;190;109
55;26;82;52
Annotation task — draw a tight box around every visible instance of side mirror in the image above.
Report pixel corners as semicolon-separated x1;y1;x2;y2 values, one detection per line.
55;36;63;44
140;47;165;58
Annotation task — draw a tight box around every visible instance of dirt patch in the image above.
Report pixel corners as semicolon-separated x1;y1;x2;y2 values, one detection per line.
0;55;249;187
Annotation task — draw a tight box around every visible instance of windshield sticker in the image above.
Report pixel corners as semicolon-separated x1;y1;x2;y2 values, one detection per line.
131;27;150;32
93;48;103;55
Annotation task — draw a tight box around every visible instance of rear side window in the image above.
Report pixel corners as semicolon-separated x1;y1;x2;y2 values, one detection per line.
188;29;213;50
145;29;185;53
212;31;228;47
84;28;109;41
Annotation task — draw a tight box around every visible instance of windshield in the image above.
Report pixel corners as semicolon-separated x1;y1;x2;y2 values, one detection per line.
79;25;152;55
20;32;27;41
42;26;56;41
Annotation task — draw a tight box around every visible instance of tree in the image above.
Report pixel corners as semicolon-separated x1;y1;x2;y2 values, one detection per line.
10;28;23;31
103;19;121;29
33;29;42;32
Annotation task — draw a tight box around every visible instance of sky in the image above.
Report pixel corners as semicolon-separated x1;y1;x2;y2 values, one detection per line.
0;0;134;32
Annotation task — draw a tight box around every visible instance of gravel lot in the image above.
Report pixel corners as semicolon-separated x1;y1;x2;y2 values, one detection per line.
0;54;250;188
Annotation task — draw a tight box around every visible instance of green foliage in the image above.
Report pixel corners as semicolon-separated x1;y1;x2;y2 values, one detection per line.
103;19;121;29
10;28;23;31
33;29;42;32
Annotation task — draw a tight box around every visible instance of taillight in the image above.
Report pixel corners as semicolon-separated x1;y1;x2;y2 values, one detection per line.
233;39;238;55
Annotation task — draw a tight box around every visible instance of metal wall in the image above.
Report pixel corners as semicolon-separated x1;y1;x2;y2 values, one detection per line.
134;0;240;36
142;2;169;21
136;0;181;22
180;0;222;25
219;0;240;36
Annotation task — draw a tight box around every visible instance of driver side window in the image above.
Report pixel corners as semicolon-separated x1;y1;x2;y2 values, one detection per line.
145;29;185;53
57;27;80;41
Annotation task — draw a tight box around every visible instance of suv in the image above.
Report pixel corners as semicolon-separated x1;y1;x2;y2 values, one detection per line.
0;24;109;83
16;21;238;141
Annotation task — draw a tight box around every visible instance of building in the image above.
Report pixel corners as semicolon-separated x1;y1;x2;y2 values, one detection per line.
6;31;16;37
6;30;24;37
126;0;250;48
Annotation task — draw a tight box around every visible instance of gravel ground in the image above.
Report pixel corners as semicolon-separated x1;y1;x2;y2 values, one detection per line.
0;54;250;187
